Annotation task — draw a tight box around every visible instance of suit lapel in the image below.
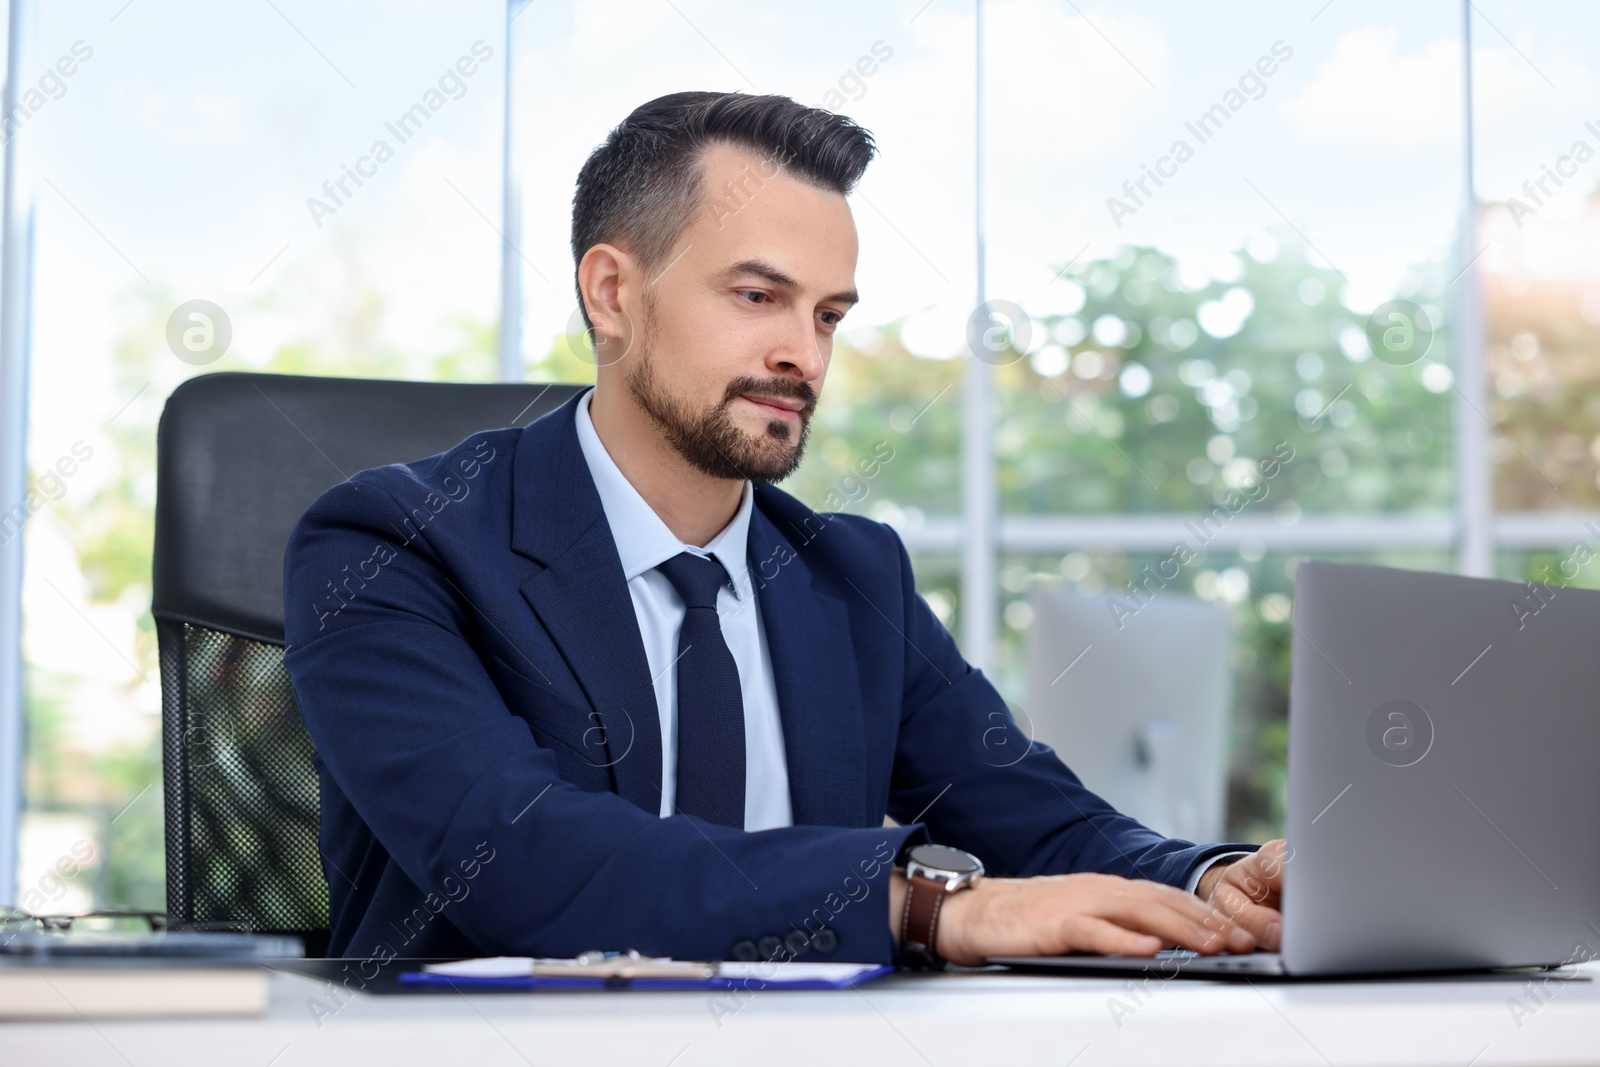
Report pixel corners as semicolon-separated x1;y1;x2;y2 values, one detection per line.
510;393;663;814
748;502;867;828
507;394;870;827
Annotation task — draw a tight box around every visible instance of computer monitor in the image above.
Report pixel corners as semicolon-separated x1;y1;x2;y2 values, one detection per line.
1024;586;1234;843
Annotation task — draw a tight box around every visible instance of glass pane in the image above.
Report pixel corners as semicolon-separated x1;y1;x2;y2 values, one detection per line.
510;2;971;518
19;3;504;911
1496;549;1600;590
996;548;1453;841
1472;2;1600;510
986;1;1461;518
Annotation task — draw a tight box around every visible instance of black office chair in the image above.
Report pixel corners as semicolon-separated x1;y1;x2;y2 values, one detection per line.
153;372;585;956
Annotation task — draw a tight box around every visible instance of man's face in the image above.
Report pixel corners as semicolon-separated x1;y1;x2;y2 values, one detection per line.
608;141;860;483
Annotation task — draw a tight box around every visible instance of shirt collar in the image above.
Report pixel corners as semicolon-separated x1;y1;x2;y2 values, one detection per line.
574;386;753;601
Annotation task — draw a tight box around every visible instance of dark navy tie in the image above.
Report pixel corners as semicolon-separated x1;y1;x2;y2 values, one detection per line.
656;551;746;828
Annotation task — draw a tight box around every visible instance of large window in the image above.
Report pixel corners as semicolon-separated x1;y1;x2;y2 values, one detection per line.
1471;3;1600;514
980;1;1467;835
7;0;1595;907
13;0;505;912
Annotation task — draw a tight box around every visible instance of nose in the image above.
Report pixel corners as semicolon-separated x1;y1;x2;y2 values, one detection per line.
767;309;826;384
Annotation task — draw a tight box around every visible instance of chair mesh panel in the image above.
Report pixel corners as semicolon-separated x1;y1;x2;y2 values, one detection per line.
159;618;328;953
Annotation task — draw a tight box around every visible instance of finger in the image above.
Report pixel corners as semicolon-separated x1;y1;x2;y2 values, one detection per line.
1223;863;1278;907
1226;901;1283;952
1059;916;1165;957
1101;887;1255;955
1254;839;1290;893
1225;841;1289;905
1210;883;1283;949
1146;882;1258;952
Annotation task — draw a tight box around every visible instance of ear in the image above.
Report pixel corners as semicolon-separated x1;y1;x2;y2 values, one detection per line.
577;242;637;350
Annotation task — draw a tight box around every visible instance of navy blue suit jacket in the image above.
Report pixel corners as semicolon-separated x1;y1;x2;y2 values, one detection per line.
282;389;1248;963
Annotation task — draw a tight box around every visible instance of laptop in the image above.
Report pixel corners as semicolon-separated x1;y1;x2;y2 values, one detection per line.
991;560;1600;979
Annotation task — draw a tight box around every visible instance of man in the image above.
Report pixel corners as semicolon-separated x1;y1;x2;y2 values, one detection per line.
283;91;1287;967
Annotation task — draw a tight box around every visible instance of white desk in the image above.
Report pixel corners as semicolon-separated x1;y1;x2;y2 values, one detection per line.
7;961;1600;1066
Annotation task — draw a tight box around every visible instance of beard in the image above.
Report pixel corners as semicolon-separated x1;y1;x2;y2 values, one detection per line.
625;310;816;484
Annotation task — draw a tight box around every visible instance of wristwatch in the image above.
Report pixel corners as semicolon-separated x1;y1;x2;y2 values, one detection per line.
899;843;985;969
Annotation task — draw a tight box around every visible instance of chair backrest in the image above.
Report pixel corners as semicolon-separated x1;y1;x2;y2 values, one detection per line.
153;372;586;955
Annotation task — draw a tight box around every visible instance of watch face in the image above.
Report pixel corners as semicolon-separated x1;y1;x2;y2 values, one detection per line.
909;844;983;876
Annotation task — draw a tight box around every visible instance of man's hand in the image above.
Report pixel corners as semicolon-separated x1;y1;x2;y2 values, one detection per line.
889;868;1259;967
1194;838;1288;952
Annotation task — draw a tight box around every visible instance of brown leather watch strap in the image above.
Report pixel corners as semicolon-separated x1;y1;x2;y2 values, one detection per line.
900;872;950;968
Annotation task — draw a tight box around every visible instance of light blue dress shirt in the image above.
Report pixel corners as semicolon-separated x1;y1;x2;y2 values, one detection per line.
573;387;794;831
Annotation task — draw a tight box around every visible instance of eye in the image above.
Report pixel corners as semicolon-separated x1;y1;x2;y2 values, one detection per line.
818;310;844;328
737;289;769;305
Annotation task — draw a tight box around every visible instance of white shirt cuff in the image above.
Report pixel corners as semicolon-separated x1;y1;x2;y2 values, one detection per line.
1184;850;1254;896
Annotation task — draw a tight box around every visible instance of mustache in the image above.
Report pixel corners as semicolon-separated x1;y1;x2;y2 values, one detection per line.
723;376;817;416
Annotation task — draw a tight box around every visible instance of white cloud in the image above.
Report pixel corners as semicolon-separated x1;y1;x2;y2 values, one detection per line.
983;0;1173;163
1277;29;1459;148
963;0;1174;310
1277;27;1596;150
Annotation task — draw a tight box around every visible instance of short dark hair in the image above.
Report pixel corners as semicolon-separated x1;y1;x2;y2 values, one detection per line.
570;91;877;329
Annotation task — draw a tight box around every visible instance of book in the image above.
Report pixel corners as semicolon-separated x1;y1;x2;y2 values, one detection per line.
0;960;269;1019
1;930;303;960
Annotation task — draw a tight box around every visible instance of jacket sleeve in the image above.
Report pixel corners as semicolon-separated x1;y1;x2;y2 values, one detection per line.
879;526;1256;887
283;474;923;963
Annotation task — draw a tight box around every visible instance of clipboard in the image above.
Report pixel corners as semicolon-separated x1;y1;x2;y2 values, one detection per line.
397;953;893;992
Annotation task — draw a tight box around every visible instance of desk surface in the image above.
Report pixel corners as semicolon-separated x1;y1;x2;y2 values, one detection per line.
7;960;1600;1066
